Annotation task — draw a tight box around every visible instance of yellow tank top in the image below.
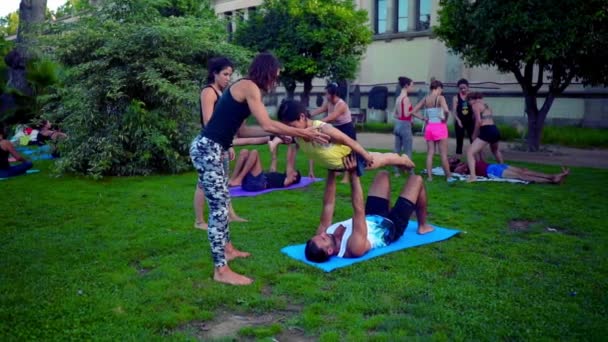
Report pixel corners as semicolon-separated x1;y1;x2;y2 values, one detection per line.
296;120;352;170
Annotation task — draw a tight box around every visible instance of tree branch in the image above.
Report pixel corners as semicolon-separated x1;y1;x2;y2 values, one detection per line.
510;65;529;93
558;68;576;93
532;63;545;93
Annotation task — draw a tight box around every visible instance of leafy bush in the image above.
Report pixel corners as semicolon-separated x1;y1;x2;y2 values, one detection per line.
41;0;251;178
542;126;608;148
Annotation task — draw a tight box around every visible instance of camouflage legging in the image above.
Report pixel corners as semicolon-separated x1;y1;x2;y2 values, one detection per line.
190;135;231;268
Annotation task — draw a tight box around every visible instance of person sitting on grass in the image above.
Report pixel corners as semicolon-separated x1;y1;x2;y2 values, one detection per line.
304;155;434;262
228;146;302;191
277;99;416;176
449;156;570;184
0;124;33;178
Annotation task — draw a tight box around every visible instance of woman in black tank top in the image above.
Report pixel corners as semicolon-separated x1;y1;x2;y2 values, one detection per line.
194;57;247;230
452;79;475;156
189;53;329;286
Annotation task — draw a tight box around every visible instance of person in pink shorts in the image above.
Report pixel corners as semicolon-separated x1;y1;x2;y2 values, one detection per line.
412;80;459;181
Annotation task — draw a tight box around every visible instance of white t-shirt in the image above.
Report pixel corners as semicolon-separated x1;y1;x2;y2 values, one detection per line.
326;215;393;257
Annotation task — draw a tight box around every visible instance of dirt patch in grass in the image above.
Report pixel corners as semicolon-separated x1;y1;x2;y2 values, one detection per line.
508;220;538;232
130;260;152;276
178;305;311;341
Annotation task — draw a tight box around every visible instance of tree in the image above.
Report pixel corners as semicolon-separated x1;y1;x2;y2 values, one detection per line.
435;0;608;151
235;0;371;106
5;0;47;96
40;0;251;177
0;12;20;36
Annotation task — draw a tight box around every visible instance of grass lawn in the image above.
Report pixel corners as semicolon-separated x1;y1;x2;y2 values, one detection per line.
1;147;607;341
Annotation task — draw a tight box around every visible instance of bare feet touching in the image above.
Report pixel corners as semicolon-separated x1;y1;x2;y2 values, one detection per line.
417;224;435;235
214;266;253;286
194;221;208;230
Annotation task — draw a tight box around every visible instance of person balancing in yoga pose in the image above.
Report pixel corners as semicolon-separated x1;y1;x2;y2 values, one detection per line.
190;53;329;285
304;155;434;262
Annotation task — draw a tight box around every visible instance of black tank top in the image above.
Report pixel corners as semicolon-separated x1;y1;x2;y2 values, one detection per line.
456;95;470;118
202;81;252;149
0;143;11;170
199;85;221;128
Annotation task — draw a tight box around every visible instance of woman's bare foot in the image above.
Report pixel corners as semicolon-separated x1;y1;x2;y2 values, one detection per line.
417;224;435;235
194;221;208;230
228;180;241;187
226;243;251;261
553;168;570;184
467;176;477;183
214;266;253;285
229;214;248;223
399;155;416;169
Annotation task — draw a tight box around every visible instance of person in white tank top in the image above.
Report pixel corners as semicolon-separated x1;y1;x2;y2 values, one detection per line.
304;155;435;262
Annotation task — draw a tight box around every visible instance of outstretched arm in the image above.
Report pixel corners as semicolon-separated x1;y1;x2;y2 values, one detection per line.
310;102;328;117
410;98;426;121
344;156;370;257
317;170;337;234
320;102;346;123
4;141;27;162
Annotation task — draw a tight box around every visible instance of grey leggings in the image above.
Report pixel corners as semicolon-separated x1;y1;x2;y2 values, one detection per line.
393;120;413;173
190;135;231;268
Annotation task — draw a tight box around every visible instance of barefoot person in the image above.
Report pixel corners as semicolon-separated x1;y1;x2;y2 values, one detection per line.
412;80;459;182
310;83;356;183
0;124;33;178
190;53;329;285
304;156;434;263
449;157;570;184
278;100;415;175
194;57;246;230
393;76;415;177
465;92;504;182
228;147;301;191
452;79;474;157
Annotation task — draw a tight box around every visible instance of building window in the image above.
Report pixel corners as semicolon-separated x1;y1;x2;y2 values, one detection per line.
225;11;233;38
418;0;431;31
396;0;408;32
375;0;388;34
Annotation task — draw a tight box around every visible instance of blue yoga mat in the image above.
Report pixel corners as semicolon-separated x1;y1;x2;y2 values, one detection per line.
0;169;40;180
281;221;460;272
230;177;323;198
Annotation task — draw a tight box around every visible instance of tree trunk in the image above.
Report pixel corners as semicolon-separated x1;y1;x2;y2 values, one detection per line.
6;0;47;95
301;78;313;108
525;93;554;152
283;79;296;99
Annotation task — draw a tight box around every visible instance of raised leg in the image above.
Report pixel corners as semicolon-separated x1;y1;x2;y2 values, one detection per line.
490;142;504;164
268;136;282;171
228;150;263;187
466;139;488;182
368;170;391;202
398;175;434;234
365;152;415;170
229;149;250;184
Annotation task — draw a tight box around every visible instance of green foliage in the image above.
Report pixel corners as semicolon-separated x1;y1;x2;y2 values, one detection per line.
542;126;608;148
0;57;61;126
0;11;19;37
435;0;608;88
235;0;372;90
54;0;93;19
1;150;607;340
238;323;282;338
41;0;251;177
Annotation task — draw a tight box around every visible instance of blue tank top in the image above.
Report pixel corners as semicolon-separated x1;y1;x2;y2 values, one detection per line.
202;82;252;149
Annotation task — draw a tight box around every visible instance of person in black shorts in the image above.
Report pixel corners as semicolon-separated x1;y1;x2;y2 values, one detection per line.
451;79;475;157
228;146;301;191
304;155;434;262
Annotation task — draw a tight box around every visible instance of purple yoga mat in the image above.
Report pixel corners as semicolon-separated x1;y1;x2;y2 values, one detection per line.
229;177;323;197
